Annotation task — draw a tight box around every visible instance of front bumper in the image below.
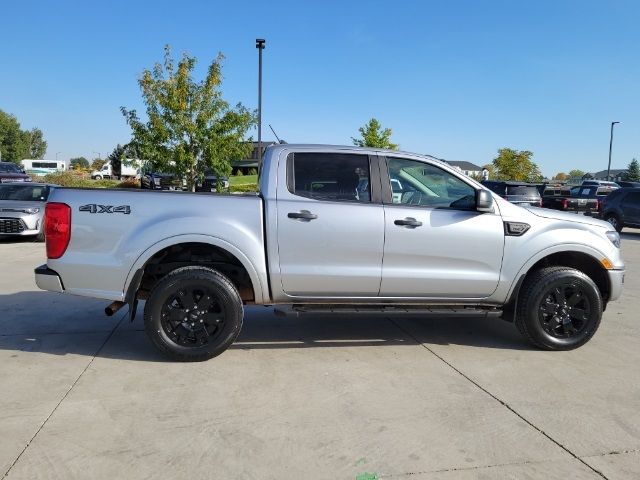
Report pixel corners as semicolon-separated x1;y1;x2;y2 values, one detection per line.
607;269;625;302
34;265;64;293
0;213;42;236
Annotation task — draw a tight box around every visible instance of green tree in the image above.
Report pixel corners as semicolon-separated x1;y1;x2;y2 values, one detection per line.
623;158;640;181
70;157;90;169
568;169;585;179
0;110;29;162
121;45;255;191
27;128;47;159
90;158;106;171
492;148;542;182
352;118;398;150
553;172;568;181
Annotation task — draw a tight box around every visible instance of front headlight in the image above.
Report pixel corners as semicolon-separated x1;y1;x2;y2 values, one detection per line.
606;231;621;248
23;207;40;214
153;177;161;185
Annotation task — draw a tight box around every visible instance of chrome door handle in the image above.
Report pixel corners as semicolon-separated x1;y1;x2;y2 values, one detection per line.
288;210;318;220
394;217;422;227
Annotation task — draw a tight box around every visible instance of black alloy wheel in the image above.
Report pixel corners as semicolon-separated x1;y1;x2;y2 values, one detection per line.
515;266;602;350
144;266;243;361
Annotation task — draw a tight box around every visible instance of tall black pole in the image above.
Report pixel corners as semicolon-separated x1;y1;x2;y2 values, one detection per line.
607;121;619;181
256;39;265;162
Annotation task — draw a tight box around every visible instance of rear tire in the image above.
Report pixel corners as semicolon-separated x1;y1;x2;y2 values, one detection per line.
605;214;622;232
144;266;243;361
515;266;602;350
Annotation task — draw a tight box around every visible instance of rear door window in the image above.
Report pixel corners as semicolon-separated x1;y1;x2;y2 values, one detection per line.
288;152;371;203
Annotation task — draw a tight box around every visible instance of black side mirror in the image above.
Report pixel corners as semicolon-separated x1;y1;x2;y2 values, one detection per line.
477;189;494;212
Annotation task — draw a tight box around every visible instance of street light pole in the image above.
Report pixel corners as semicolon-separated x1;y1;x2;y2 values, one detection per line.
256;38;266;162
93;151;101;160
55;152;61;161
607;121;620;181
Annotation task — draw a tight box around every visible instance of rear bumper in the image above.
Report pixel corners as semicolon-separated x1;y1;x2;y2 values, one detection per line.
34;264;64;293
607;269;625;302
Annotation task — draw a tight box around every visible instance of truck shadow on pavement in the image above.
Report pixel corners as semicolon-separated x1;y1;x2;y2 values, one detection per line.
0;292;532;361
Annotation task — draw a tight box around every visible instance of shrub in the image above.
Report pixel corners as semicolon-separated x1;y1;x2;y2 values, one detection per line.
230;183;258;193
248;168;258;175
41;171;119;188
116;179;140;189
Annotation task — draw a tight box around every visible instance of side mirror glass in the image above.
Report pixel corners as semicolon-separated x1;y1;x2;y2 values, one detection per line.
477;189;494;212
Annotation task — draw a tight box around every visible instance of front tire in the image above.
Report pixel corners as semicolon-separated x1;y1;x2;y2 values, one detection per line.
144;266;243;361
515;266;602;350
605;214;622;232
93;175;102;180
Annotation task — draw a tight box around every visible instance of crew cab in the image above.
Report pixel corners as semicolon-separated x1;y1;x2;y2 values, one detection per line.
35;144;625;361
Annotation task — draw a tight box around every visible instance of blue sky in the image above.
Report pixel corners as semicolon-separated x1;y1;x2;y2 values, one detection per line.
1;0;638;176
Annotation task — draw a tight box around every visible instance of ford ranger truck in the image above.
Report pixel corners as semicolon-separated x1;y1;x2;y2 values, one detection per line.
34;144;625;361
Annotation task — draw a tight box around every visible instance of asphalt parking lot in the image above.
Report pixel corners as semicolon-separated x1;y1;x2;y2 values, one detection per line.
0;232;639;480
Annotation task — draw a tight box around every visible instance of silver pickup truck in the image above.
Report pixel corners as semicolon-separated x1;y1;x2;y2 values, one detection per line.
35;144;625;361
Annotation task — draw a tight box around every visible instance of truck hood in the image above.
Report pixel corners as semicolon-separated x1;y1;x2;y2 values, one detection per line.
526;207;611;229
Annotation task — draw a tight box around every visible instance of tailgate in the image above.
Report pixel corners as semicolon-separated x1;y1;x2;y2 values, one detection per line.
567;198;598;212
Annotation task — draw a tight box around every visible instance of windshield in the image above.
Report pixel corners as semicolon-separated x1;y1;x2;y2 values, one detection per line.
0;185;49;201
0;163;22;173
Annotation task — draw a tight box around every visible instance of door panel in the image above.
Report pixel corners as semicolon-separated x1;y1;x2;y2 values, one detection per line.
276;152;384;296
381;205;504;297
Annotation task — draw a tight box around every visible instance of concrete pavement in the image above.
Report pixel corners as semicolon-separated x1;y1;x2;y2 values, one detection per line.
0;232;638;479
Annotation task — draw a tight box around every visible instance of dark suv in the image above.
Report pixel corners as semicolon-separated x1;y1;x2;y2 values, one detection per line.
600;188;640;232
481;181;542;207
0;162;32;184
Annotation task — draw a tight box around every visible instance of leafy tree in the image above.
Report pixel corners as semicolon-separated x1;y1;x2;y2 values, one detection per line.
492;148;542;182
352;118;398;150
568;169;585;179
121;45;255;191
91;158;106;170
553;172;568;181
107;144;127;179
27;128;47;159
623;158;640;181
70;157;90;169
0;110;28;162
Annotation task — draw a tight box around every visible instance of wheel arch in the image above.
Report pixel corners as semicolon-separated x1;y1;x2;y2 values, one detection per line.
123;234;267;307
502;246;611;321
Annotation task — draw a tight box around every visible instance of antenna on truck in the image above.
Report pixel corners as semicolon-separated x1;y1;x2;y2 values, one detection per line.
269;124;286;144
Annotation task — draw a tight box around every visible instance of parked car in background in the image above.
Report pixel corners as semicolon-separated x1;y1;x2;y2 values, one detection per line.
600;188;640;232
542;185;599;214
0;183;55;241
0;162;32;183
480;181;542;207
570;185;616;216
140;170;184;190
582;180;620;188
616;180;640;188
195;171;230;192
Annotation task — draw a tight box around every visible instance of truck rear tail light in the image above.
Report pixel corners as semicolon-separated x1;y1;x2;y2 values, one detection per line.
596;199;601;212
45;203;71;259
562;199;569;209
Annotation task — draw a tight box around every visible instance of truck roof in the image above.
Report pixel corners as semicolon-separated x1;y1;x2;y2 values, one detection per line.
265;143;447;165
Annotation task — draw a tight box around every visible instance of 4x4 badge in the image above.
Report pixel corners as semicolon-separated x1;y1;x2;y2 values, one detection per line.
79;204;131;214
